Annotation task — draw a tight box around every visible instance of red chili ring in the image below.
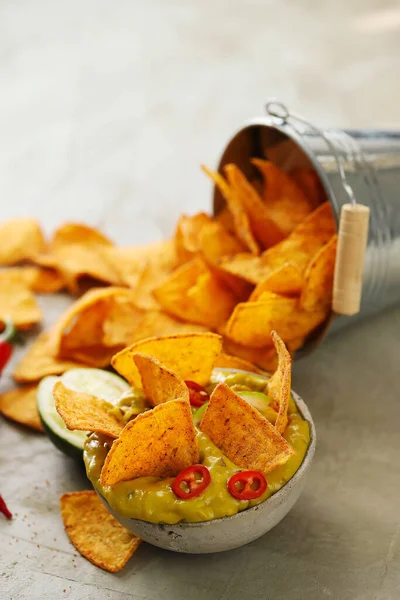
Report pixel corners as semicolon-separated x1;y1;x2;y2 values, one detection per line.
227;470;267;500
185;380;210;407
172;465;211;499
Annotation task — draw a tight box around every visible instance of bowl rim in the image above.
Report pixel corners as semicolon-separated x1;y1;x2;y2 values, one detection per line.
96;367;316;528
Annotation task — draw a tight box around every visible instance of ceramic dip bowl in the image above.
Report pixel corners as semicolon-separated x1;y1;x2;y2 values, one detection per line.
96;374;316;554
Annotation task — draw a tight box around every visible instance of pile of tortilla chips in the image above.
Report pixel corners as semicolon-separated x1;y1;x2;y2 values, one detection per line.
55;332;294;571
1;160;335;434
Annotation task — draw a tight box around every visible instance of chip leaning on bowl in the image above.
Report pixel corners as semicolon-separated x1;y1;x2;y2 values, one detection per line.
54;332;311;530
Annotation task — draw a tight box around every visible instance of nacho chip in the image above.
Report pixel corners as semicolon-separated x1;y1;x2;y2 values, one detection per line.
175;213;213;264
197;220;245;263
112;333;223;388
100;399;199;486
300;235;337;312
60;491;141;572
129;310;208;342
252;159;314;235
51;223;113;250
225;291;327;348
286;335;306;355
266;332;291;434
219;202;336;284
187;271;237;329
214;352;265;375
0;282;42;330
224;163;284;248
200;383;294;474
0;385;43;432
249;263;303;300
215;206;235;234
0;218;46;266
49;287;142;366
0;266;64;294
290;167;325;209
53;381;123;438
202;165;260;255
13;333;86;383
132;352;189;406
223;338;279;373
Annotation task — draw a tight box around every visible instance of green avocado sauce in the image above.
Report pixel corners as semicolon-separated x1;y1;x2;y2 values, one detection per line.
84;369;310;524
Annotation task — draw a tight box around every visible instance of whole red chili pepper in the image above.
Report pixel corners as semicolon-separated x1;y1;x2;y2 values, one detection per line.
185;381;210;407
0;495;13;519
172;465;211;499
0;318;15;376
227;471;267;500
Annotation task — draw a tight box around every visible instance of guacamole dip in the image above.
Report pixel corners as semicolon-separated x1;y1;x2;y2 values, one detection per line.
84;369;310;524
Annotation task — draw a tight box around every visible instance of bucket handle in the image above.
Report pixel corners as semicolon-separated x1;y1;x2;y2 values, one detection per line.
266;100;370;316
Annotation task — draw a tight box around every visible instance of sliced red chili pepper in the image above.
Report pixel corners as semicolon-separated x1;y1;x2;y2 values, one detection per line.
0;318;15;375
172;465;211;499
227;471;267;500
185;380;210;407
0;495;13;519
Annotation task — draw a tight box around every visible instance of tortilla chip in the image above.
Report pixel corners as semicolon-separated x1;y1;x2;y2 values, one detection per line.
152;259;208;325
290;167;325;209
214;352;265;375
286;335;306;355
51;223;113;250
0;282;42;330
60;491;141;572
252;159;314;235
225;291;327;348
215;206;235;234
220;202;336;285
224;163;284;248
266;332;291;434
249;263;303;300
198;220;245;263
0;385;43;432
202;165;260;255
129;310;208;342
53;381;123;438
300;235;337;312
112;332;223;388
0;266;65;294
132;352;189;406
49;287;142;367
223;338;279;373
200;383;294;474
175;213;213;264
187;271;237;329
13;332;86;383
100;399;199;486
0;218;46;266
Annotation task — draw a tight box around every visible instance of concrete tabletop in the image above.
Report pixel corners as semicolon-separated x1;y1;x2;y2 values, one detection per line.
1;1;400;599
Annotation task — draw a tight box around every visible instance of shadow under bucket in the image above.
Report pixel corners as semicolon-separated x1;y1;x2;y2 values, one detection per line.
212;103;400;352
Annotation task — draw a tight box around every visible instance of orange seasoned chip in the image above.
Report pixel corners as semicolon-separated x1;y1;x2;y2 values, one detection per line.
60;491;141;572
187;271;237;329
290;167;325;208
223;337;279;373
200;383;294;474
13;333;87;383
100;399;199;486
266;332;291;434
0;267;64;294
300;234;337;312
132;352;189;406
198;220;245;263
53;381;123;438
215;206;235;234
225;291;327;348
112;333;222;388
249;263;303;300
252;159;315;235
0;385;43;432
224;163;284;248
0;282;42;330
129;310;208;342
202;165;260;255
0;218;46;266
175;213;213;264
214;352;265;375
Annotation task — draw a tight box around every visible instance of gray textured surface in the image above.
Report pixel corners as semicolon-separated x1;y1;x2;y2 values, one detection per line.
1;1;400;598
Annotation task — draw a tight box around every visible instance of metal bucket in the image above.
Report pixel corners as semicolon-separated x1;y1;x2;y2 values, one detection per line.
212;102;400;345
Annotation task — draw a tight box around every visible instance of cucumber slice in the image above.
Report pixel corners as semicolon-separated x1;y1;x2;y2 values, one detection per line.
193;401;209;426
37;368;131;459
236;391;278;424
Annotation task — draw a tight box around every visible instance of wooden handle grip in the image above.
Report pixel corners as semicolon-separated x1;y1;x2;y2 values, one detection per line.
333;204;370;316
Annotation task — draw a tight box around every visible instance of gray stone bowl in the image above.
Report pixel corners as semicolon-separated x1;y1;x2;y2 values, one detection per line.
97;373;316;554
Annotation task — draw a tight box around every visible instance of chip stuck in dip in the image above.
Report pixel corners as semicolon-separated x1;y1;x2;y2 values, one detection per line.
53;333;311;526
